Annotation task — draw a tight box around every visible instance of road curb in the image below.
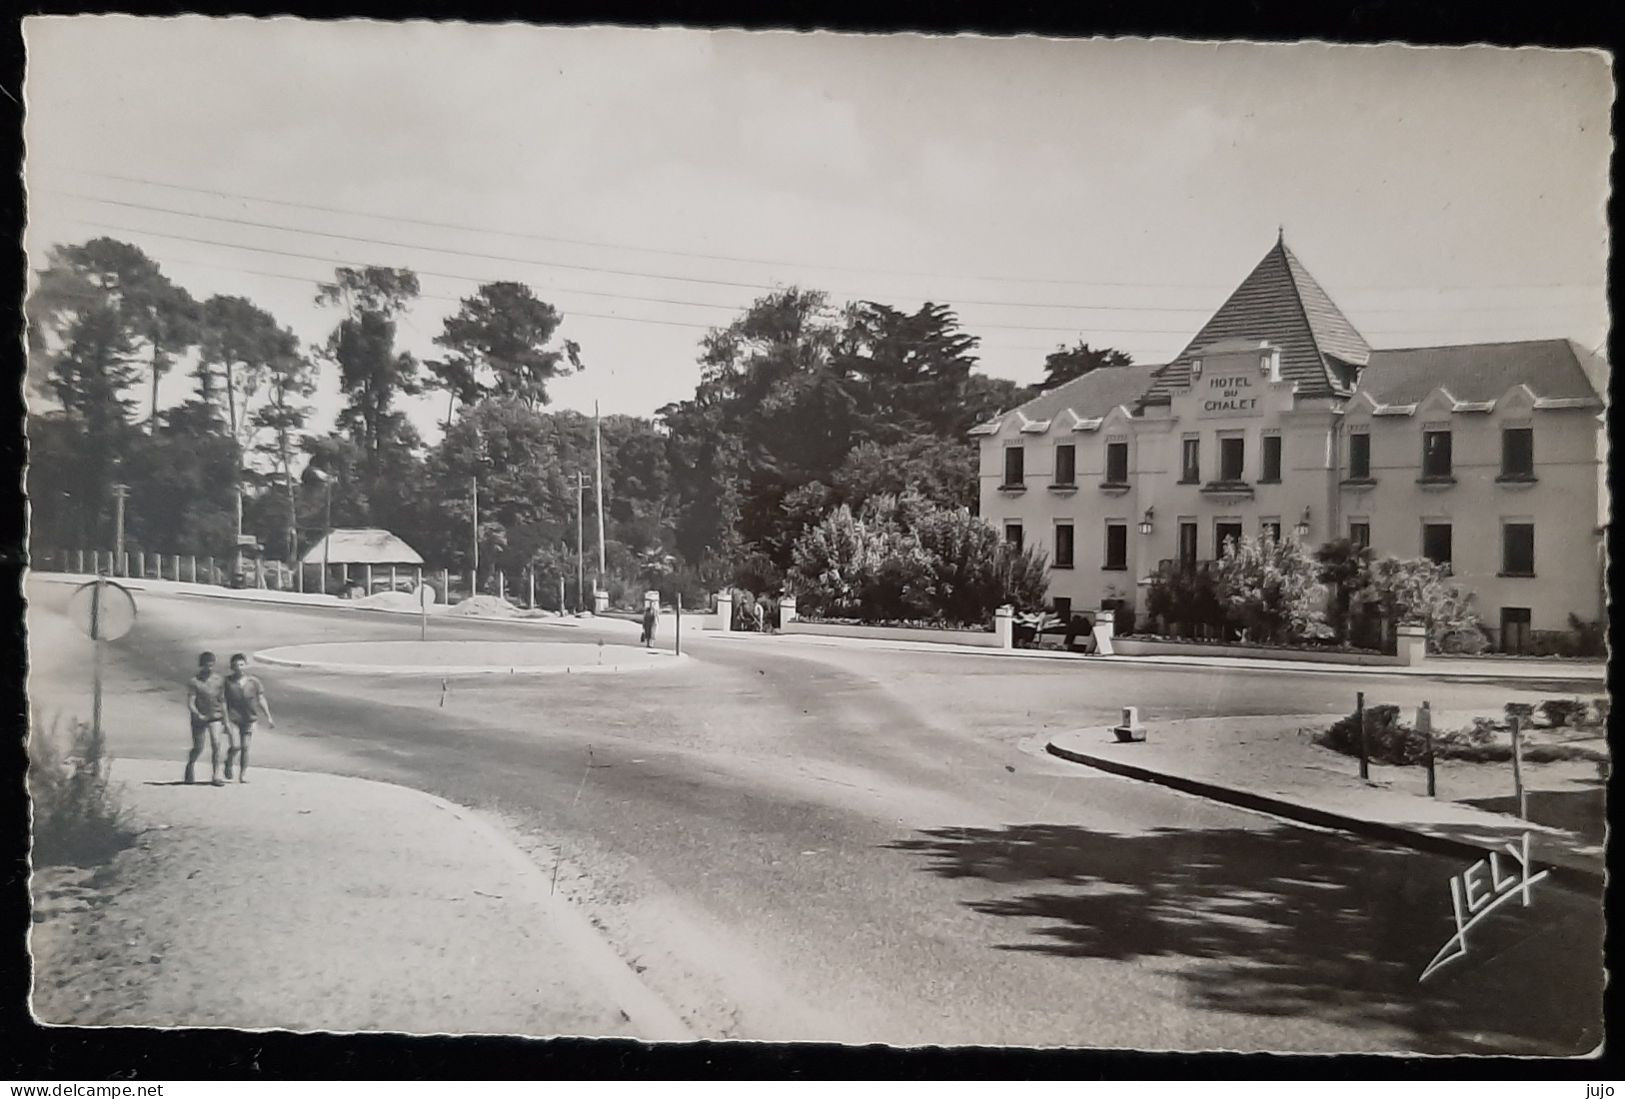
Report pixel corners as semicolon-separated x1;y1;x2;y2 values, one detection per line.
747;630;1603;686
1045;736;1603;893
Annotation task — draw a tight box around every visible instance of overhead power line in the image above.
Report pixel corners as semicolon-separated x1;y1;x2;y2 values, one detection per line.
44;177;1605;304
65;214;1600;345
51;167;1238;291
58;216;1215;336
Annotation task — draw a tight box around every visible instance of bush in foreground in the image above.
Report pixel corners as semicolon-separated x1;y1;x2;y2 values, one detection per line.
27;713;134;869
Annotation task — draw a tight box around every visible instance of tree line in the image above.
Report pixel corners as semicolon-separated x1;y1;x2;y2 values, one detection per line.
26;236;1125;609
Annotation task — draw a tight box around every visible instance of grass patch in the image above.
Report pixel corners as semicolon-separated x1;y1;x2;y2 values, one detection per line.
1315;706;1609;767
27;712;136;869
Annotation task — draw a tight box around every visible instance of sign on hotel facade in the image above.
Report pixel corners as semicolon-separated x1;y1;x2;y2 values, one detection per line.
971;237;1607;650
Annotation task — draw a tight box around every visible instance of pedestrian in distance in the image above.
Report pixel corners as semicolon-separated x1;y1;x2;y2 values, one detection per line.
224;652;274;783
641;601;658;649
185;651;230;786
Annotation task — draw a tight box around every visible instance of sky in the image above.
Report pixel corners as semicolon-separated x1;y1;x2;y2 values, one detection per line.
22;19;1614;448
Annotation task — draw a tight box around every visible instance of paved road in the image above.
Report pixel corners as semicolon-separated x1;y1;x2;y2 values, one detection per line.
25;581;1603;1054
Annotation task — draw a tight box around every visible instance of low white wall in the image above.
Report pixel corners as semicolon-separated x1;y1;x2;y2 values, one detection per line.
782;620;1004;648
1111;637;1404;666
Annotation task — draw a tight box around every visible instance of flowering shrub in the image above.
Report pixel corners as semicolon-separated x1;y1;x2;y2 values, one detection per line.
1354;556;1483;653
1213;533;1332;644
789;491;1048;626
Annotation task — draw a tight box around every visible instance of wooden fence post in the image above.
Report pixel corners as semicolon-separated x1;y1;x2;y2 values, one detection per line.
1418;700;1435;797
1510;715;1527;819
1356;691;1369;780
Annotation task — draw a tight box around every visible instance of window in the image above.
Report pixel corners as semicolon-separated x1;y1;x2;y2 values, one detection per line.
1349;522;1371;550
1215;521;1243;558
1501;427;1534;479
1004;523;1023;551
1105;441;1129;484
1261;435;1282;482
1053;444;1076;486
1054;523;1075;569
1180;438;1201;482
1422;522;1453;569
1422;429;1453;479
1219;436;1245;481
1261;519;1282;543
1502;522;1534;576
1003;446;1025;487
1348;433;1371;479
1178;521;1199;568
1104;522;1128;570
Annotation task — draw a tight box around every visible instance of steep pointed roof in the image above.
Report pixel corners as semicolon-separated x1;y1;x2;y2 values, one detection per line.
1141;235;1371;405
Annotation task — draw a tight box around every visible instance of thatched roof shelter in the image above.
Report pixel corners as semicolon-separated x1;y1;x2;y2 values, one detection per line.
301;528;424;567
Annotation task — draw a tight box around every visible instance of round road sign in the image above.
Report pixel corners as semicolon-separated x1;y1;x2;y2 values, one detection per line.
68;579;138;641
415;583;438;609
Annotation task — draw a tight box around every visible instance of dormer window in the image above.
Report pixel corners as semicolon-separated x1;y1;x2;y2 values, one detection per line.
1190;358;1203;380
1259;348;1281;382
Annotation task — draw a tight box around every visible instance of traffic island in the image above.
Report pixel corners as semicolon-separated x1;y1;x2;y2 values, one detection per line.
1046;717;1603;887
254;639;688;676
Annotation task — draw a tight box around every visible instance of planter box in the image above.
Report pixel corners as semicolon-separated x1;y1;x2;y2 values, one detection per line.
1112;637;1406;666
783;620;1005;648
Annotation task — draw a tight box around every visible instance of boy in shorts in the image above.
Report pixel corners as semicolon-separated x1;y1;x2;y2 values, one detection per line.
223;652;274;783
186;651;229;786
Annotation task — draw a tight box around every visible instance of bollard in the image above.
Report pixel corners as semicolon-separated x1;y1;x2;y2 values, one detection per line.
189;555;197;583
1510;715;1527;819
1417;700;1435;798
77;549;86;573
136;551;145;578
1113;706;1147;743
1356;691;1369;780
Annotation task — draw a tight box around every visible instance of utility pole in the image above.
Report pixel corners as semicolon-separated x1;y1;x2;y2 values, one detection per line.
112;483;128;577
322;478;332;595
594;402;606;589
471;476;480;596
573;471;590;613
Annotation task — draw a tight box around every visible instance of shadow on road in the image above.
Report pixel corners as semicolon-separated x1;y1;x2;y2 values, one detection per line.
886;822;1601;1054
1462;785;1607;846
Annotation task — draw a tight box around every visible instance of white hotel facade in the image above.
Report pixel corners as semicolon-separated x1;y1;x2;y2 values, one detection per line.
972;236;1608;651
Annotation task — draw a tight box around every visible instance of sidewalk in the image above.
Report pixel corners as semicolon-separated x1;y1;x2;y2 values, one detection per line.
1046;716;1605;884
722;629;1606;684
29;756;691;1038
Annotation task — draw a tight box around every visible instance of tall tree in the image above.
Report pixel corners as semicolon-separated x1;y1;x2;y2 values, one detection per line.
315;267;424;532
198;295;295;451
27;238;201;429
315;266;422;460
1035;341;1133;392
428;281;579;419
838;300;980;440
252;345;317;565
661;287;846;566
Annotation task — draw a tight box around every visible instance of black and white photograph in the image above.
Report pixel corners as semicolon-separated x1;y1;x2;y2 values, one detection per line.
16;18;1612;1059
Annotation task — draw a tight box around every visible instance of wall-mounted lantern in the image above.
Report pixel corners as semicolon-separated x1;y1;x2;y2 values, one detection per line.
1294;506;1312;539
1138;507;1155;536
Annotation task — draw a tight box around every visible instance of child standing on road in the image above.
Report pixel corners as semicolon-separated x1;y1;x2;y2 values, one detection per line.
185;651;229;786
224;652;274;783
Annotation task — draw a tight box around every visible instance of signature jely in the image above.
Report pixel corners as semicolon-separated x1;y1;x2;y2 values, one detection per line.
1420;832;1550;983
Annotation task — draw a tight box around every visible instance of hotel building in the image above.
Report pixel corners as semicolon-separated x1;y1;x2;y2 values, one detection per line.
972;236;1608;651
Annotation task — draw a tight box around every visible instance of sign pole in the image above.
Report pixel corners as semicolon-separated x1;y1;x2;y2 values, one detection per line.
90;576;104;740
676;593;682;656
